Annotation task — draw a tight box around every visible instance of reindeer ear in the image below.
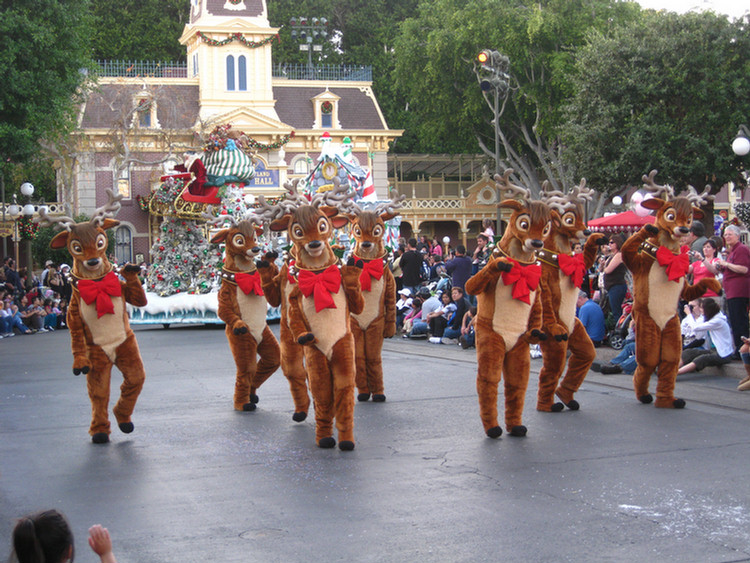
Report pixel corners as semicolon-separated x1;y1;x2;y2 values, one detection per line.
99;218;120;230
692;208;704;220
319;205;339;218
498;199;524;212
345;213;358;223
550;210;562;228
380;212;398;222
210;229;229;244
254;225;264;237
330;214;350;229
269;215;292;232
50;231;70;250
641;198;665;210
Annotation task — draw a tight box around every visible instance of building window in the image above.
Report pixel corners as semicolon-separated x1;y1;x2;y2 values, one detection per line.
192;53;199;77
114;226;133;265
116;164;131;199
238;55;247;90
293;156;310;175
321;100;333;128
226;55;235;90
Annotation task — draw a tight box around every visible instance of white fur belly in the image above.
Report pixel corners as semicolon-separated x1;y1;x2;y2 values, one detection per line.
80;296;127;361
492;280;533;350
559;274;579;332
302;289;348;360
352;277;384;329
647;265;683;330
282;282;295;327
236;288;267;344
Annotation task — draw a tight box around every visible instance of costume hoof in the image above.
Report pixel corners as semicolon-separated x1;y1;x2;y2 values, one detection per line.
118;422;134;434
91;432;109;444
673;398;686;409
550;403;565;413
509;425;527;437
638;394;653;404
372;394;386;402
242;403;257;412
250;394;259;404
486;426;503;439
339;440;355;451
318;437;336;449
357;393;371;402
292;411;307;422
565;400;580;411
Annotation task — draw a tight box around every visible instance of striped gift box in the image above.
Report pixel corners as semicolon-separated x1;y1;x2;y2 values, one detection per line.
203;149;255;183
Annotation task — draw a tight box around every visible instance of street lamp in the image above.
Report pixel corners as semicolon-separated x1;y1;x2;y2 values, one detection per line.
8;182;37;277
442;235;450;255
289;16;328;74
474;49;510;230
732;125;750;157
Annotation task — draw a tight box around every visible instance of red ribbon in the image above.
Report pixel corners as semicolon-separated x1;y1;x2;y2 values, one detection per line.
557;253;586;288
78;271;122;318
235;271;264;296
297;264;341;312
501;258;541;304
357;258;383;292
656;245;690;282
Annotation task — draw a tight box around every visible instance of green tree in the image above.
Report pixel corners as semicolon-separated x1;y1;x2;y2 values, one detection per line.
391;0;642;189
90;0;190;62
0;0;94;167
560;11;750;195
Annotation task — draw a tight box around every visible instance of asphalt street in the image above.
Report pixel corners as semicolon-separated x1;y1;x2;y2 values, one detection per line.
2;324;750;562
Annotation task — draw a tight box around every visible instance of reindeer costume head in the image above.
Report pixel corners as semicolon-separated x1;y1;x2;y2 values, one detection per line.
341;190;404;402
36;189;147;443
465;169;550;439
620;170;720;409
535;179;606;413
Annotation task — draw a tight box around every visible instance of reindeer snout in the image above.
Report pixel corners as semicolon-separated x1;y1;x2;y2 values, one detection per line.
677;227;689;234
583;229;591;236
308;240;322;249
361;241;373;249
86;258;101;267
251;246;261;254
530;239;544;249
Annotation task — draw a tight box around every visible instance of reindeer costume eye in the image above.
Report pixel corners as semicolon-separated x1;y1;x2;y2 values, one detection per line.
542;223;551;237
96;234;107;250
71;241;83;254
317;217;329;234
664;209;676;222
372;225;383;237
563;213;575;226
516;215;530;232
232;234;245;247
292;224;304;239
353;225;362;237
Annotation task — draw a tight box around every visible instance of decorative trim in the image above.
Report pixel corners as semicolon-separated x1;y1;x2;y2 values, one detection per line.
198;31;280;49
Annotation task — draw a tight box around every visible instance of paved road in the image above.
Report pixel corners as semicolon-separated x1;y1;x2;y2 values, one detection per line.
2;325;750;562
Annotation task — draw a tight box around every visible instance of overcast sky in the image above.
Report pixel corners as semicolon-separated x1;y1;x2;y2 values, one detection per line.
636;0;748;19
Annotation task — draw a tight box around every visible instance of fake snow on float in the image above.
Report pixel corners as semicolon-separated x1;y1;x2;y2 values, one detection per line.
617;489;750;543
127;292;280;326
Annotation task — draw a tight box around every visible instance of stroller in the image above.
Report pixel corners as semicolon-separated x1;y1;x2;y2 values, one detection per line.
606;299;633;350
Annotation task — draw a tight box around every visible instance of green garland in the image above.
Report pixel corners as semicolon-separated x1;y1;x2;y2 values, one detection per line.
19;216;39;240
198;31;280;48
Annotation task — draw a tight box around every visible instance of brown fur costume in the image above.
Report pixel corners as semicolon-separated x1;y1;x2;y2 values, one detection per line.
465;170;551;438
264;182;364;450
620;171;721;408
39;190;147;443
536;181;606;412
343;192;404;401
209;214;281;412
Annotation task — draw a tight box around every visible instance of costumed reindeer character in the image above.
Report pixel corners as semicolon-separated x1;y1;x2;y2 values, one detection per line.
207;210;281;413
465;170;551;438
260;181;365;449
37;190;147;444
621;171;721;408
535;180;606;412
254;183;312;423
340;190;404;402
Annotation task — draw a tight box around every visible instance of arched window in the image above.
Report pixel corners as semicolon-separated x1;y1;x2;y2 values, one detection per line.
226;55;235;91
114;226;133;265
293;157;310;175
238;55;247;91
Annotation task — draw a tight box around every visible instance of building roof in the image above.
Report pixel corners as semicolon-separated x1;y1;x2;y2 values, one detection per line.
273;85;387;130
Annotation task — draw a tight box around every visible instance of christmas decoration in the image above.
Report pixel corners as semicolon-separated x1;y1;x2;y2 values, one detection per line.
197;31;280;49
733;201;750;228
19;215;39;240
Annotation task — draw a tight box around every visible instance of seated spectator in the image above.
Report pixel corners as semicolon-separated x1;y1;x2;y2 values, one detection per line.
681;299;707;349
678;298;734;374
576;290;606;346
441;286;469;344
396;288;413;331
18;296;43;332
2;299;31;335
459;306;477;349
592;321;636;374
408;289;441;338
426;291;455;343
42;298;58;331
402;296;424;338
737;336;750;391
10;509;118;563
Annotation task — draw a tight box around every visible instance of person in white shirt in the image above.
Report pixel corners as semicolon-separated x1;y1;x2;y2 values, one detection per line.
681;299;709;350
678;298;735;374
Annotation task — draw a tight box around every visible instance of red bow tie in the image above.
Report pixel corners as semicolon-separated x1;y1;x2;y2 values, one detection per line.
656;245;690;282
557;253;586;288
78;271;121;318
501;258;541;304
235;271;264;296
297;264;341;312
357;258;383;292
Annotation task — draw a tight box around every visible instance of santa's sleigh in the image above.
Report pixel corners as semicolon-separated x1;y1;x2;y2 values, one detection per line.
151;173;222;219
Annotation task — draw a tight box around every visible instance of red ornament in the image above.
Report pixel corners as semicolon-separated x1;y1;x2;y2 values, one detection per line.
159;246;165;251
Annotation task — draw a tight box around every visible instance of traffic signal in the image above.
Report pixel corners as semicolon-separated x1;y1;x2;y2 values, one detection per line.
477;49;510;93
477;50;492;65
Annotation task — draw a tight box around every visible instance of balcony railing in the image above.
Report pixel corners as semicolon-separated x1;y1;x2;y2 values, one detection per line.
96;60;188;78
272;63;372;81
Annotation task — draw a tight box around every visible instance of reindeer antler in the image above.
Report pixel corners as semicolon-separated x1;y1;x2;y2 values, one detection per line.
35;207;77;232
684;184;715;207
540;180;572;213
495;169;531;201
91;188;123;226
202;206;239;229
373;189;406;217
567;178;596;205
311;177;351;208
642;170;675;200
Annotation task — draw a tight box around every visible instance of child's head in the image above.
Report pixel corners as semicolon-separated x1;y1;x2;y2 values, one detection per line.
441;292;451;305
11;509;74;563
